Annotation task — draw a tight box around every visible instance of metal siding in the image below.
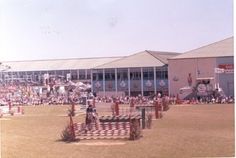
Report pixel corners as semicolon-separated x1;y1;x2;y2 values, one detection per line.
216;57;234;96
3;57;122;72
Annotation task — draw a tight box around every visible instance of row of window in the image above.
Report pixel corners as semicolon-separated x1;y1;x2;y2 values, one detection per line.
1;69;91;81
93;70;168;80
1;67;168;82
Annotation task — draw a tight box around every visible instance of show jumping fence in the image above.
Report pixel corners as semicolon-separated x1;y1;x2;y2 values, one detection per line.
117;100;166;120
0;106;24;117
62;98;171;142
68;114;141;141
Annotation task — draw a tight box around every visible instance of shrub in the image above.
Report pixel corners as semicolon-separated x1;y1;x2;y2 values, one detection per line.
61;124;76;142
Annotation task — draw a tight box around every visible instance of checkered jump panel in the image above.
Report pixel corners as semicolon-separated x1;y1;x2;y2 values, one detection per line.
74;122;130;140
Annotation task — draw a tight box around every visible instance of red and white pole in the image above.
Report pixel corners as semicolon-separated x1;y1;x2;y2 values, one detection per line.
115;101;119;116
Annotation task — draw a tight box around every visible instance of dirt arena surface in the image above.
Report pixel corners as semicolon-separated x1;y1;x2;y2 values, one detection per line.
1;103;234;158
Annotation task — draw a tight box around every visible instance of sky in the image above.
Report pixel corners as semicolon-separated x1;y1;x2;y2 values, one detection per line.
0;0;233;61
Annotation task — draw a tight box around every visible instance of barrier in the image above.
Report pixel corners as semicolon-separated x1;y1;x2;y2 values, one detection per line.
70;114;141;140
99;114;140;122
74;122;130;140
117;101;165;120
0;106;24;117
136;103;162;119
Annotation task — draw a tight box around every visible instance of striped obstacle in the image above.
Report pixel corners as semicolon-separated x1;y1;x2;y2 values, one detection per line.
0;106;24;117
73;122;130;140
70;114;141;140
100;113;153;129
99;114;140;122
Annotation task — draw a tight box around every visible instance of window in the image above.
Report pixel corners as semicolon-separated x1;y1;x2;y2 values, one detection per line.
92;69;103;81
130;68;141;80
93;73;98;80
163;71;168;79
98;73;103;80
156;66;168;79
71;70;78;80
86;70;91;79
143;68;154;80
105;69;115;81
156;71;162;79
117;68;128;80
79;70;86;80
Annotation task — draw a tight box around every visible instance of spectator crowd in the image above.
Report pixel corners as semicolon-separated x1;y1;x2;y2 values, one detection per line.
0;80;234;107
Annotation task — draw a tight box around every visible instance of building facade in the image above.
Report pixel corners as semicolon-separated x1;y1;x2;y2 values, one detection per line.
1;37;233;99
0;57;122;85
92;66;169;97
92;50;178;97
168;37;234;99
0;50;178;97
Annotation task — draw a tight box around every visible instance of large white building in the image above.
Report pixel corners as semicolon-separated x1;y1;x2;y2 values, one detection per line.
0;50;179;97
0;37;234;98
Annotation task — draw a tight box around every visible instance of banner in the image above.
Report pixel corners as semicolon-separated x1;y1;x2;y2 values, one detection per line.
218;64;234;73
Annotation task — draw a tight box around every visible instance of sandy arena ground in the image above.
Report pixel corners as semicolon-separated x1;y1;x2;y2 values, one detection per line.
0;103;234;158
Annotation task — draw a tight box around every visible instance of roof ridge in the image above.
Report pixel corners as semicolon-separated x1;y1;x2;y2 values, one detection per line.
183;36;233;54
91;57;126;69
2;56;124;63
169;36;233;59
145;50;180;55
145;50;167;64
94;50;175;69
93;50;147;69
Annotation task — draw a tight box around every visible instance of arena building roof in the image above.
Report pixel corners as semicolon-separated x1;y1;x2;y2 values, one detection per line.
94;50;179;69
170;37;234;60
4;36;231;72
2;57;123;72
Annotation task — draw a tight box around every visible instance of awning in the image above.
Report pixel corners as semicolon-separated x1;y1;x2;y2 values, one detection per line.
179;86;192;90
196;77;214;80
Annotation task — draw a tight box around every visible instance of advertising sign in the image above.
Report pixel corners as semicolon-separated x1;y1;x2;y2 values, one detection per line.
218;64;234;73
